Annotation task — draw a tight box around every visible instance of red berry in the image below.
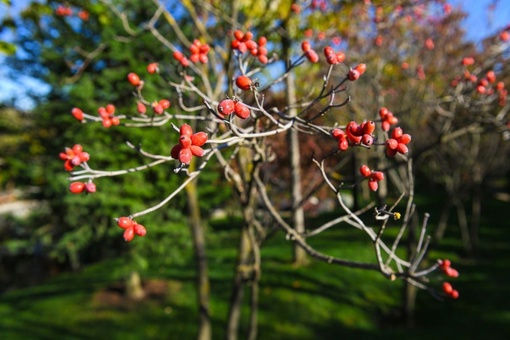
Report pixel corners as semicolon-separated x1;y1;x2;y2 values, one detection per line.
171;144;182;160
179;135;192;148
440;259;451;269
386;138;398;150
368;179;379;191
127;72;141;86
173;51;184;61
301;41;311;52
180;124;193;137
159;99;171;109
71;107;84;121
117;217;134;229
152;103;164;115
242;31;253;42
386;148;397;157
190;54;199;63
123;227;135;242
102;118;112;128
85;182;96;193
137;101;147;114
305;50;319;63
323;46;334;57
392;127;403;139
106;104;115;115
111;116;120;126
147;62;159;74
362;134;373;146
191;132;208;146
69;182;85;194
78;152;90;162
338;138;349;151
72;144;83;154
445;267;459;278
348;69;360;81
450;289;459;299
360;165;371;177
379;107;389;119
234;102;251;119
396;143;408;154
336;52;345;63
399;134;412;144
236;76;253;91
217;99;235;116
442;282;453;295
371;171;384;181
133;223;147;237
179;148;192;164
190;145;205;157
234;30;244;41
362;121;375;135
199;54;208;64
258;55;268;64
331;128;344;139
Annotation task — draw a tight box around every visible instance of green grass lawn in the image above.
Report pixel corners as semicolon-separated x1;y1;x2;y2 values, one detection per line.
0;198;509;339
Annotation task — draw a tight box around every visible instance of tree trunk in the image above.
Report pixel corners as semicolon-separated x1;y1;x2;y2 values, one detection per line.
402;212;418;327
284;49;307;267
226;225;252;340
185;173;211;340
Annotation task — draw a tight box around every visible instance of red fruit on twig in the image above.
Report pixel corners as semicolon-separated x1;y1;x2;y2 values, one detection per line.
236;76;253;90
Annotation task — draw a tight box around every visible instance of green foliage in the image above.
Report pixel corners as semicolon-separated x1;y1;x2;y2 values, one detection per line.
0;0;230;270
0;199;509;338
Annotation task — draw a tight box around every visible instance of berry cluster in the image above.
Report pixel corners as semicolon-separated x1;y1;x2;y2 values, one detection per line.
331;120;375;151
231;30;269;64
359;165;385;192
55;5;72;16
438;259;459;278
98;104;121;128
379;107;399;131
151;99;171;115
217;99;250;119
323;46;345;65
69;181;96;194
189;39;210;64
442;282;459;299
173;51;190;68
171;124;208;165
301;41;319;63
385;127;411;157
439;259;460;299
59;144;90;171
348;63;367;81
116;217;147;242
56;6;89;21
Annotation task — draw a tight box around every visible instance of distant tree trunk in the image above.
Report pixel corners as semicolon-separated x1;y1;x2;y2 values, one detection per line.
185;165;211;340
226;225;251;340
125;271;145;300
402;212;419;327
434;196;453;243
281;19;308;267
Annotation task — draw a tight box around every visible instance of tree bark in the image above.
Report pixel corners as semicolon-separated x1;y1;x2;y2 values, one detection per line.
226;224;252;340
282;26;307;266
185;172;211;340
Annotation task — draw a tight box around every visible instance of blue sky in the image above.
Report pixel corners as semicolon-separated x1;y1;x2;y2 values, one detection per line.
1;0;509;110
